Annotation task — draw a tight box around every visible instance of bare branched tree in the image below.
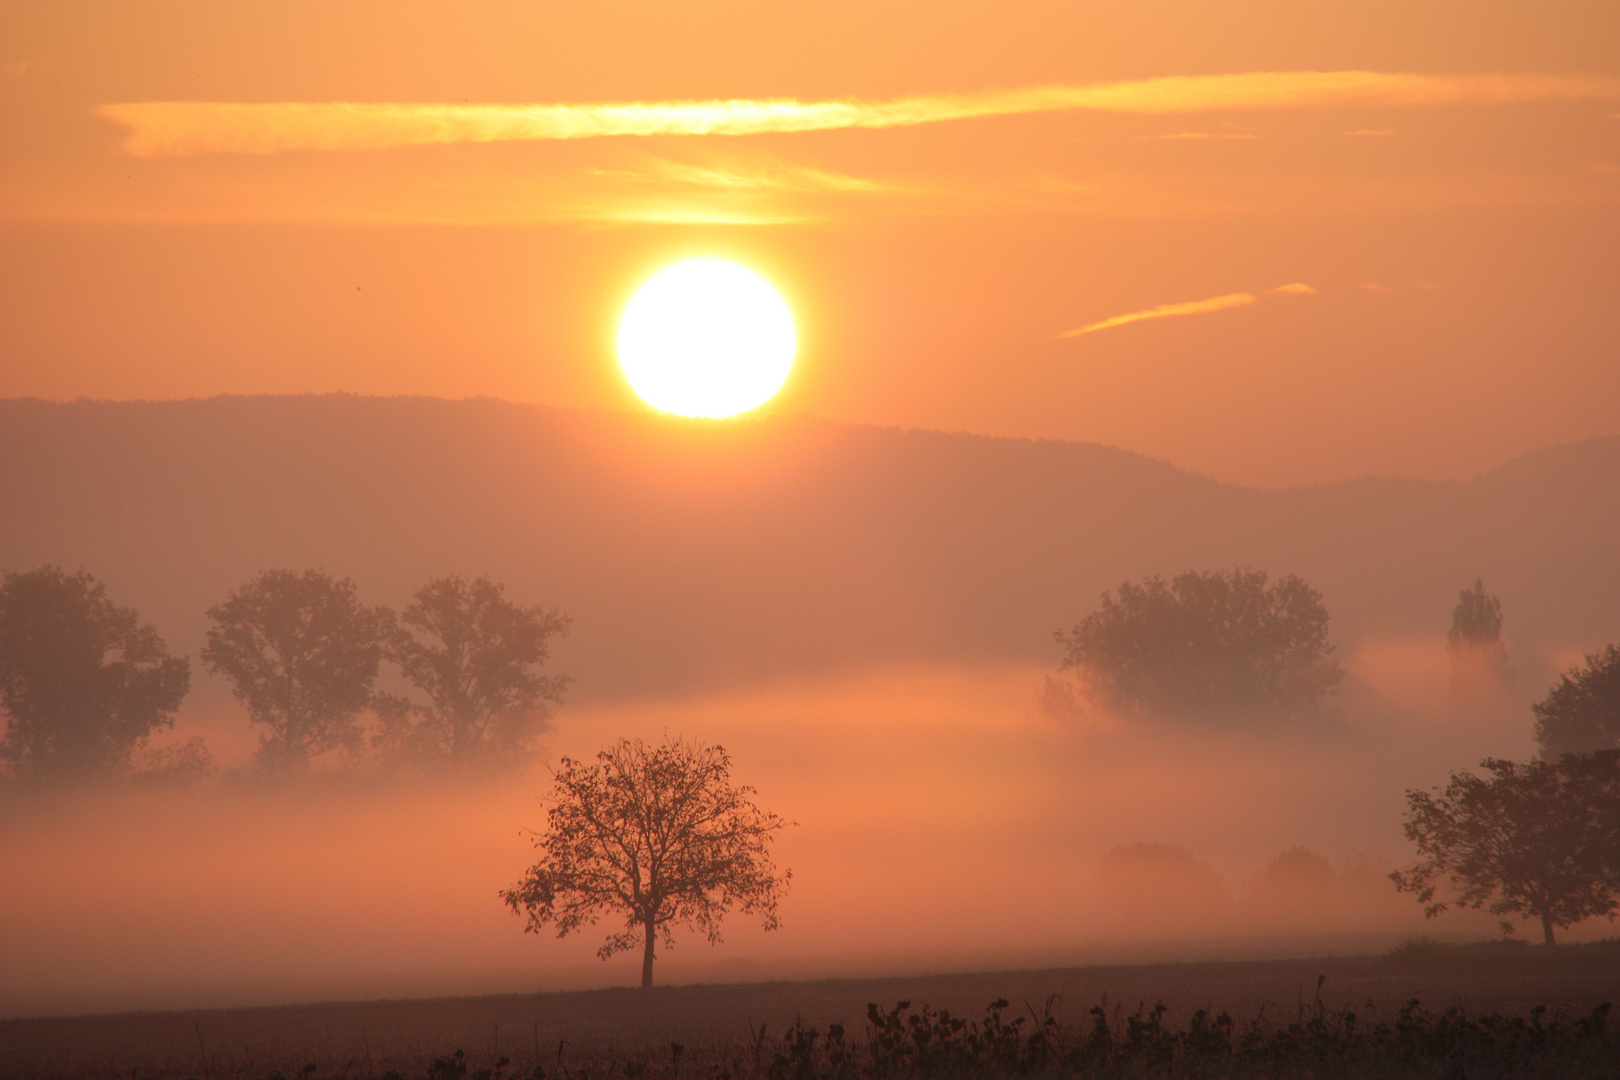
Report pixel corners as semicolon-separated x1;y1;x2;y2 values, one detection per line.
375;575;569;769
1391;752;1620;944
501;737;790;989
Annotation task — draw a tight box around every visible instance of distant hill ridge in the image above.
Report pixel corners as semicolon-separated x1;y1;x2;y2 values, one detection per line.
2;395;1616;702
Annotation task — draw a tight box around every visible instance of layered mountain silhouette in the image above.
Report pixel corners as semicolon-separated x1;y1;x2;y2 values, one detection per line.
2;395;1616;703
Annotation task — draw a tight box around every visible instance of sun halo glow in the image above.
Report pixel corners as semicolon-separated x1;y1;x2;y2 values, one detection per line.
616;258;796;419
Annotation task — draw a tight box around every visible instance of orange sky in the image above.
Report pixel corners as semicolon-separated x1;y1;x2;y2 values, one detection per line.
3;1;1618;486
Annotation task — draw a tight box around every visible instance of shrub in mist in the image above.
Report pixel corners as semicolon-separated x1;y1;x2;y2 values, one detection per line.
1054;568;1342;725
1533;644;1620;757
130;734;217;787
1096;842;1234;930
1246;846;1338;924
1240;849;1418;933
0;565;191;783
374;575;570;771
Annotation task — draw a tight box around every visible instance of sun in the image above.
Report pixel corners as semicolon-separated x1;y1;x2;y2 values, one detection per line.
616;258;796;418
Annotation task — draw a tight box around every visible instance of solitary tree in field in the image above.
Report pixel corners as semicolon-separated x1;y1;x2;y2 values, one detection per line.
1391;752;1620;944
1054;568;1342;724
375;575;570;769
1533;645;1620;758
1448;579;1509;705
501;737;790;989
202;569;389;772
0;566;190;781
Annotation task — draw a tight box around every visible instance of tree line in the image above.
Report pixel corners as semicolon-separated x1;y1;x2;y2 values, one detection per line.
5;559;1617;983
509;568;1616;991
1045;567;1620;945
1048;567;1615;754
0;565;569;782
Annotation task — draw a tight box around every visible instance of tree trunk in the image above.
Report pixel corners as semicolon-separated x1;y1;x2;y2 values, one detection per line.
1541;913;1556;946
641;917;657;989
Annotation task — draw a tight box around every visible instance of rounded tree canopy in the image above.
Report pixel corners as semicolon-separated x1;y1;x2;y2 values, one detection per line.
501;737;790;988
201;568;389;771
1534;645;1620;758
1054;567;1342;725
0;566;190;782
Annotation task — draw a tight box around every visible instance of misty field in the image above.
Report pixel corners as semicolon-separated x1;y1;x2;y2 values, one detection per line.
9;0;1620;1060
5;404;1620;1077
4;946;1618;1080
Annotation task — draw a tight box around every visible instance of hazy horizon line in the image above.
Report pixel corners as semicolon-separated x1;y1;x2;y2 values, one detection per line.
3;390;1613;492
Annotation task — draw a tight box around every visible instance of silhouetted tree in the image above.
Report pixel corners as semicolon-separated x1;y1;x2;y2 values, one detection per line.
0;567;190;782
1449;579;1504;646
1054;568;1342;723
1448;579;1509;703
502;737;790;989
1391;752;1620;944
375;576;569;769
202;569;388;772
1534;645;1620;757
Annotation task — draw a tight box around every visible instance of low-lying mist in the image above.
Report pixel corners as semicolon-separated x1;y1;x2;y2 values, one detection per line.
3;647;1589;1020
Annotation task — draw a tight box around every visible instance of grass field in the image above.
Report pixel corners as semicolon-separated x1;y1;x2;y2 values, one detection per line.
3;943;1618;1079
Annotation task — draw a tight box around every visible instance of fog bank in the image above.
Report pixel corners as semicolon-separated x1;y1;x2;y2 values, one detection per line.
3;660;1589;1019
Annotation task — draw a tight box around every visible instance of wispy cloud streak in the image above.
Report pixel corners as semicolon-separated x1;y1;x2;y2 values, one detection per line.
593;158;886;193
1058;292;1257;337
100;71;1620;157
1136;132;1258;140
1060;281;1317;337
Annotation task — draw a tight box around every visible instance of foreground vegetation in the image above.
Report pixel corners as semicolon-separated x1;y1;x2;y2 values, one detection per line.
770;996;1612;1080
6;946;1619;1080
134;996;1620;1080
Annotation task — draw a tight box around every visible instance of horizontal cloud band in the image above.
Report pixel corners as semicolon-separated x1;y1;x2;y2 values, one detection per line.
100;71;1620;157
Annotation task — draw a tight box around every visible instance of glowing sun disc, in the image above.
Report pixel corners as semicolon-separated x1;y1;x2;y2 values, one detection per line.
617;258;796;418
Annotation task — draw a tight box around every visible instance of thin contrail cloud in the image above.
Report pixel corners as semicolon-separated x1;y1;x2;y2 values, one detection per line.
1059;282;1318;337
1059;293;1258;337
99;71;1620;157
